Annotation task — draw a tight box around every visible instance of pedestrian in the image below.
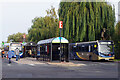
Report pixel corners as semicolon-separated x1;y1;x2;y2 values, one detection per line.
7;50;14;64
28;50;32;57
0;49;2;58
15;48;20;61
1;49;5;59
18;53;20;60
4;51;7;58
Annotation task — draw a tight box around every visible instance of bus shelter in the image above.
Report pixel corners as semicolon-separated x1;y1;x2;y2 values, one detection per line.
37;37;69;62
23;42;37;58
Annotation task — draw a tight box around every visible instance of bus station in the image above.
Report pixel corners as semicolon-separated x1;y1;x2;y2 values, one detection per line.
37;37;69;62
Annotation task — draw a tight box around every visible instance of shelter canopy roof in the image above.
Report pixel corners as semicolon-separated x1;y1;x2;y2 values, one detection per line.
37;37;69;45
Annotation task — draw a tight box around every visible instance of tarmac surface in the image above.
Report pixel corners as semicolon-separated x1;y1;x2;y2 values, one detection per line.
1;57;119;78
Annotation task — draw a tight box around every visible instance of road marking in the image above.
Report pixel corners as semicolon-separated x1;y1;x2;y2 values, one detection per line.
28;64;35;66
7;64;11;66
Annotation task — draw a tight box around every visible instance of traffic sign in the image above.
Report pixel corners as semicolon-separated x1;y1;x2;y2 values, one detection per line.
59;21;63;28
23;34;26;38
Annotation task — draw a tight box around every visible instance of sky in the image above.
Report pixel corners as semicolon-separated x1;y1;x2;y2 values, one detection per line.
0;0;60;43
0;0;120;43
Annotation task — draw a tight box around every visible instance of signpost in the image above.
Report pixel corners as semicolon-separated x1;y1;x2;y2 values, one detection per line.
2;42;4;45
59;21;63;62
23;34;26;43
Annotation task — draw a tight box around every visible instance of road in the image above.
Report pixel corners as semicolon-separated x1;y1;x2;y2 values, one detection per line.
1;57;118;78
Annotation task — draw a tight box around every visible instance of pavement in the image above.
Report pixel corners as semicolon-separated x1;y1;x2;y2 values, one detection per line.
1;57;119;78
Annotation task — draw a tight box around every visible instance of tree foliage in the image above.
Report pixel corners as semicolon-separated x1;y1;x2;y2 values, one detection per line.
113;22;120;59
28;6;59;43
7;32;28;42
58;2;115;42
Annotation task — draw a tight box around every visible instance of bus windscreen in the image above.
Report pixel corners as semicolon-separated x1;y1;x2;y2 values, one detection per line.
99;43;113;54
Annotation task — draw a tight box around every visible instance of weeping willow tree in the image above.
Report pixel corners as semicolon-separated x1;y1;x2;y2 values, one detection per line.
113;22;120;59
58;1;115;42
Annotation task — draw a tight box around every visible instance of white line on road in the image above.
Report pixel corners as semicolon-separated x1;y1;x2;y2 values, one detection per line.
7;64;11;66
28;64;35;66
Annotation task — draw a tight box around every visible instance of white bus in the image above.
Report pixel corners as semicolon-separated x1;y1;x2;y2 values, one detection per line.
9;42;23;57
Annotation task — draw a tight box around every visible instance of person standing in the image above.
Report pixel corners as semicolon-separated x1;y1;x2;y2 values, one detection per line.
4;51;7;58
7;50;14;64
1;49;5;59
28;50;32;57
15;48;20;61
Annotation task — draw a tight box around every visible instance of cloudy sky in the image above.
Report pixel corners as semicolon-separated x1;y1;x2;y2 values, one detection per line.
0;0;60;43
0;0;120;43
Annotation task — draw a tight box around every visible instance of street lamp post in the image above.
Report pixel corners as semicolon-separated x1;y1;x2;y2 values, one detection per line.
60;28;61;62
59;21;63;62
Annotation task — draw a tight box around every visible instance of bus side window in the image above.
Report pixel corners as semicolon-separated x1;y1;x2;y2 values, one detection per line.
89;45;91;52
73;45;76;52
81;45;85;52
78;46;81;52
76;46;79;52
91;45;93;52
93;44;98;53
85;45;89;52
80;46;82;52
